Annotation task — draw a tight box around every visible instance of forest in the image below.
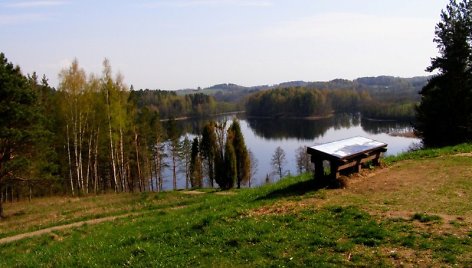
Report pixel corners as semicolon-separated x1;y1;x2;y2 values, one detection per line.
0;50;428;216
0;54;254;218
245;76;427;120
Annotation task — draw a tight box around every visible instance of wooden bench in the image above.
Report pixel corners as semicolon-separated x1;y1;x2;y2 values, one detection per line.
307;137;387;179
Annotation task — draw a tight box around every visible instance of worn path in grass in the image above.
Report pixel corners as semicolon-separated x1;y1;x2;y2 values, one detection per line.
0;190;216;245
0;212;141;245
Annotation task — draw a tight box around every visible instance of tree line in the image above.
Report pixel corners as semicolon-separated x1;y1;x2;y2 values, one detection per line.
0;55;252;218
131;89;219;119
245;86;417;120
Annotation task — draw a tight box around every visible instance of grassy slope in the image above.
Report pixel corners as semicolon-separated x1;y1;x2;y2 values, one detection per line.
1;144;472;267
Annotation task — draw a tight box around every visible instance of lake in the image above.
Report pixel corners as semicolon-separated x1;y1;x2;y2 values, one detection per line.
160;113;420;190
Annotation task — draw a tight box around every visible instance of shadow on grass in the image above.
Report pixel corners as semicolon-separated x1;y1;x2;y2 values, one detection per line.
256;176;346;201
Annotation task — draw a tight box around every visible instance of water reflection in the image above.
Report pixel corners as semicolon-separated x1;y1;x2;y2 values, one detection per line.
361;118;414;135
174;113;414;140
245;114;364;140
246;117;331;140
159;113;420;190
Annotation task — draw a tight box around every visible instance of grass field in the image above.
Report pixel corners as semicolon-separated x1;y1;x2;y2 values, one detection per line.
1;144;472;267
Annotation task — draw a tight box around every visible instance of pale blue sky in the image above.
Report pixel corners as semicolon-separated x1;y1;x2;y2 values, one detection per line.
1;0;449;90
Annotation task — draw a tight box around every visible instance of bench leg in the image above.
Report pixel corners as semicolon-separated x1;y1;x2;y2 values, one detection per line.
373;153;381;166
330;162;339;179
314;159;324;179
356;160;362;172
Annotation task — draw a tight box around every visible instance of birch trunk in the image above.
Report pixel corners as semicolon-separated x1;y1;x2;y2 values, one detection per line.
119;127;126;192
85;131;93;194
172;153;177;190
106;87;118;193
73;113;80;193
66;124;75;196
93;128;99;194
78;116;84;194
134;128;142;192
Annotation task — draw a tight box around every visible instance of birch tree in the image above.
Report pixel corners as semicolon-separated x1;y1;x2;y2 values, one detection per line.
101;59;130;192
166;118;180;190
58;59;88;195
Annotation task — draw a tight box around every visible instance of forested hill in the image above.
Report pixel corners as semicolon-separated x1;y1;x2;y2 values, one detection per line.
177;76;430;104
245;76;430;120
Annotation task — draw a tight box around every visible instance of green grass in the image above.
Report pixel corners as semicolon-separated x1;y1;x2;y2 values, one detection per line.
1;146;472;266
411;213;442;223
385;142;472;164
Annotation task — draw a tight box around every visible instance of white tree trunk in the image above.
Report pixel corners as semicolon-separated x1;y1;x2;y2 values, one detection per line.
66;124;75;196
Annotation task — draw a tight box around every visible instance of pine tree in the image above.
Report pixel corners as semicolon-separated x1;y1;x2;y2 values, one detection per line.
190;137;203;188
200;122;217;187
229;119;250;189
416;0;472;146
0;53;38;218
223;132;237;190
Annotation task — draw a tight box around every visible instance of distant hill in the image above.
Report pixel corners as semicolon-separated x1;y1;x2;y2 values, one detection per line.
175;76;430;104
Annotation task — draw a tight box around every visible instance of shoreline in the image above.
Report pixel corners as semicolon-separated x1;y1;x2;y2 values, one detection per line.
245;113;334;120
160;110;245;122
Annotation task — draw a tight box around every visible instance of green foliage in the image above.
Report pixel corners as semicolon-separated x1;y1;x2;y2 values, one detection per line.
0;53;48;216
200;122;217;187
245;87;330;117
222;133;237;190
416;0;472;147
131;90;217;119
190;137;203;188
199;120;249;190
361;101;416;121
385;142;472;164
245;81;422;120
0;53;37;177
228;119;250;188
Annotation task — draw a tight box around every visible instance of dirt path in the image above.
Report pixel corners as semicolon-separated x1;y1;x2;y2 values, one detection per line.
0;212;140;245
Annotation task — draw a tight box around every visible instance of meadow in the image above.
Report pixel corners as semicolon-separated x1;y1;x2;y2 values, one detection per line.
1;144;472;267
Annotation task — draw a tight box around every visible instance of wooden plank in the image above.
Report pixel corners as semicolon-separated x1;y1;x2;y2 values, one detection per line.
337;154;379;171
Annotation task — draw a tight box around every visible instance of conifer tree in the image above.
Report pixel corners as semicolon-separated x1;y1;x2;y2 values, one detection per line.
223;132;237;190
416;0;472;146
190;137;203;188
0;53;38;218
229;119;250;189
200;122;217;187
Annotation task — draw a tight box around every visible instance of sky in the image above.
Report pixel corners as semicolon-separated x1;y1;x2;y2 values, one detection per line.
1;0;450;90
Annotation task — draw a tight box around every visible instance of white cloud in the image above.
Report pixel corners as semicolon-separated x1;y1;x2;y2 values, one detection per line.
142;0;273;8
0;1;66;25
0;13;48;25
265;12;435;41
4;0;67;8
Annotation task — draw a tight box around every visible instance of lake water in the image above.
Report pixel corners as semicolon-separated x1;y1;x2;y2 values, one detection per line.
160;113;420;190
